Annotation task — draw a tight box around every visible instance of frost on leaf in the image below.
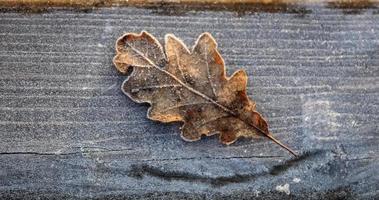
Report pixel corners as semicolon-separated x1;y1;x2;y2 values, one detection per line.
113;31;297;156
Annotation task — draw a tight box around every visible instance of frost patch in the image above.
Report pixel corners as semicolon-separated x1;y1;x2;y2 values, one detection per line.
293;177;301;183
276;183;290;195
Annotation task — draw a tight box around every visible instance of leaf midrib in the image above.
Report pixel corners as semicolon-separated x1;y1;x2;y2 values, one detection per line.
126;42;297;156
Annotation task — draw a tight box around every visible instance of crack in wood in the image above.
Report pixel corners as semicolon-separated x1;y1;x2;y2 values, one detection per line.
0;147;134;156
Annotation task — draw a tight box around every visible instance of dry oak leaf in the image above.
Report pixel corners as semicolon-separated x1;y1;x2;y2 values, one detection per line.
113;31;297;156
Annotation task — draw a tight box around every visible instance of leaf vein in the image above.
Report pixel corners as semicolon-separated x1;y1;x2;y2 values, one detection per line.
204;45;217;99
174;49;187;83
160;102;213;113
194;114;229;130
131;84;182;93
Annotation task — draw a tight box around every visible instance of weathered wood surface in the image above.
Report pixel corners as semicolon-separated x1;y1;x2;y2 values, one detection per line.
0;4;378;199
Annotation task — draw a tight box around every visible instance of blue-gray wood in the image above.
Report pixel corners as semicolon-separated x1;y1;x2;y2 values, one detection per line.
0;4;378;199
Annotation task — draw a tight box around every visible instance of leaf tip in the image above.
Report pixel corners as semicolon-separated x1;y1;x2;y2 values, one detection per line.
195;32;218;48
198;32;215;41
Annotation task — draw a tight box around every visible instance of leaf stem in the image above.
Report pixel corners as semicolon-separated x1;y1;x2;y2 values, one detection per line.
265;133;298;157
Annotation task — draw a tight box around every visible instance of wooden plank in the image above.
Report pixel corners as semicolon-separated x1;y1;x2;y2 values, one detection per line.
1;0;377;8
0;4;378;199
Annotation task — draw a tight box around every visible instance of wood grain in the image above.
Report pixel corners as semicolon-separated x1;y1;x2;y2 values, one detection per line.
0;0;377;7
0;4;378;199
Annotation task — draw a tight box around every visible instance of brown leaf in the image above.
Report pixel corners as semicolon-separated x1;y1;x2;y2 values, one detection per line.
113;31;297;156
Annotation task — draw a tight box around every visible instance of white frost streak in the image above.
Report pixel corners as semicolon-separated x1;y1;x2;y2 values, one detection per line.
275;183;290;195
293;178;301;183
